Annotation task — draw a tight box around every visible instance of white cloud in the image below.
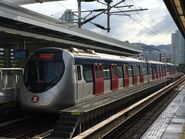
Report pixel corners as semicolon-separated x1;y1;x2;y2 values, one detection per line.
22;0;178;45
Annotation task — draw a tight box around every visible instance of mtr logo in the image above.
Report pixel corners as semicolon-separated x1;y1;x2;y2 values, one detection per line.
31;95;39;103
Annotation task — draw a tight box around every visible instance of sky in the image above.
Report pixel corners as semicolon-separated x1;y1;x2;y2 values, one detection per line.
22;0;178;45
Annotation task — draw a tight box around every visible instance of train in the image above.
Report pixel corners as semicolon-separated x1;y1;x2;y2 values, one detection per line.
19;47;177;112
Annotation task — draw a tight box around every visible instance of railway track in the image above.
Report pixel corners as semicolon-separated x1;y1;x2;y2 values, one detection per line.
0;75;182;139
0;114;58;139
106;81;183;139
73;76;185;139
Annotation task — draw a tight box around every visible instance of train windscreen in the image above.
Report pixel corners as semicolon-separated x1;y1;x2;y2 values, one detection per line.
24;49;65;93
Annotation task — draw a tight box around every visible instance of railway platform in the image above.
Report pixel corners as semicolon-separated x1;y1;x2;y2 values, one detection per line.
46;74;182;139
141;81;185;139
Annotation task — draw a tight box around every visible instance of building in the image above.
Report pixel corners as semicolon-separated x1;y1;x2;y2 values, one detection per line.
60;9;74;23
133;43;171;62
171;30;185;65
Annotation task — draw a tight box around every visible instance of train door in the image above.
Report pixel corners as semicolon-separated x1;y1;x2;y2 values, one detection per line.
128;65;134;86
132;65;137;85
99;65;104;94
123;64;129;87
162;66;164;77
144;64;149;83
117;65;124;89
148;64;152;82
83;65;93;97
135;65;140;84
155;66;158;79
110;64;118;91
139;64;144;83
169;66;172;75
168;66;170;75
152;66;155;80
164;66;166;77
93;64;104;96
103;65;111;93
76;65;84;99
158;66;161;78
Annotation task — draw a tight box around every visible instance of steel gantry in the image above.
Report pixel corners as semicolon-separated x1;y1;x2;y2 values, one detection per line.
0;1;142;56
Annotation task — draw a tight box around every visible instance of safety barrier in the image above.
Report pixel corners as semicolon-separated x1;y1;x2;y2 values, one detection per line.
0;68;24;100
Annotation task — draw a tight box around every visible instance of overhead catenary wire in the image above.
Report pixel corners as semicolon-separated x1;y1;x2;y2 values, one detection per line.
55;1;67;9
123;0;170;44
129;16;170;44
47;0;170;44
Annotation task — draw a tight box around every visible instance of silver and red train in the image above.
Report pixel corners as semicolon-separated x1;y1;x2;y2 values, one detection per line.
19;47;177;112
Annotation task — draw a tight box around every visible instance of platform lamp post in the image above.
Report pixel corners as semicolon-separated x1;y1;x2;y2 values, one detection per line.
77;0;97;28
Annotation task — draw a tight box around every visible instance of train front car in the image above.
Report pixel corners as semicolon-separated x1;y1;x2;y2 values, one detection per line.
20;48;75;113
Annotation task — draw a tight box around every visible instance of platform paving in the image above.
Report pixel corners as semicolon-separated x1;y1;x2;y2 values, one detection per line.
141;83;185;139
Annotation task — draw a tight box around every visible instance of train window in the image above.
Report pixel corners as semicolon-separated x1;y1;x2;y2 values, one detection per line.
77;65;82;80
83;65;93;82
24;49;65;93
117;65;123;78
128;65;133;77
136;65;140;76
104;65;110;80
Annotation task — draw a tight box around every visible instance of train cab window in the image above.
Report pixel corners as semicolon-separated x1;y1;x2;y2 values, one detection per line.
83;65;93;82
104;65;110;80
128;65;133;77
136;65;140;76
117;65;123;78
77;65;82;81
24;49;65;93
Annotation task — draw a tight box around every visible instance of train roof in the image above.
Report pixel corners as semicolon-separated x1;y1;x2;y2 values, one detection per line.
166;63;175;66
147;60;166;65
72;50;146;63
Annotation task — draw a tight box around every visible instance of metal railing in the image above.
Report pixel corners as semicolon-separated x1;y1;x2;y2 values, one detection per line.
0;68;24;100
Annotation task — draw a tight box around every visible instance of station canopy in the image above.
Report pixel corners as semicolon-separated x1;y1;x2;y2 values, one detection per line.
2;0;63;5
164;0;185;38
0;1;141;56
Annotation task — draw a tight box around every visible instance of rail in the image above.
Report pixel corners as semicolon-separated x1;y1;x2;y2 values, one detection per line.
73;76;185;139
0;114;58;138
